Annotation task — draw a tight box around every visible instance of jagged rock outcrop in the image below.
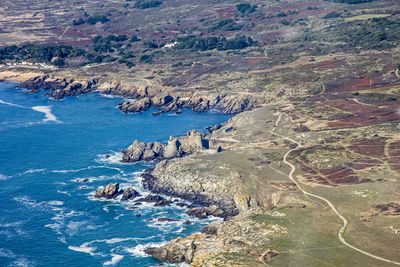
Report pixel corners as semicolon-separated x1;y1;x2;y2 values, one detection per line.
118;97;151;113
117;92;262;115
94;183;123;199
186;205;225;219
144;237;197;264
121;187;140;201
21;75;97;98
18;73;263;116
121;141;164;162
144;211;285;265
121;130;211;163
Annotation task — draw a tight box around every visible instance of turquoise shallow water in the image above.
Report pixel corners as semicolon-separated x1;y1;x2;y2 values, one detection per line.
0;82;231;267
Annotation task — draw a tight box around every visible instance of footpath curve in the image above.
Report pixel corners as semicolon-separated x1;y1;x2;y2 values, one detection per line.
272;113;400;266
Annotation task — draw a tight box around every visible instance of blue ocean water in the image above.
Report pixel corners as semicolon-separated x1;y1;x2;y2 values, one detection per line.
0;82;231;267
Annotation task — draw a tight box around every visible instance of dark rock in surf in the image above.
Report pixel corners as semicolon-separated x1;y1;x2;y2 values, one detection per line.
94;183;123;199
121;187;140;201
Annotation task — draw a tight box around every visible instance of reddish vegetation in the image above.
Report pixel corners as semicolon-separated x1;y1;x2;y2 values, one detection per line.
325;77;381;93
389;158;400;170
348;139;386;158
245;57;269;66
388;141;400;157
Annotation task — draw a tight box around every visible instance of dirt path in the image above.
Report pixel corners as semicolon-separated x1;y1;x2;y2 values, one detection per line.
272;113;400;266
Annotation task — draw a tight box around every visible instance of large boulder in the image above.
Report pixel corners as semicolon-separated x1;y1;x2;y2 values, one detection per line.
94;183;123;199
121;187;140;201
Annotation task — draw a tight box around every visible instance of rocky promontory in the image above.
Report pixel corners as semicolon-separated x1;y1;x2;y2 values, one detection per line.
118;92;262;115
144;211;283;266
20;74;98;99
121;129;219;163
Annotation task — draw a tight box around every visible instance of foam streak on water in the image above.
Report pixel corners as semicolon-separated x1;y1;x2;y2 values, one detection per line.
31;105;59;122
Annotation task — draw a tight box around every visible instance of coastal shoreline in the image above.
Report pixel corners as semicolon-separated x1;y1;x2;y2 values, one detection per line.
0;69;251;264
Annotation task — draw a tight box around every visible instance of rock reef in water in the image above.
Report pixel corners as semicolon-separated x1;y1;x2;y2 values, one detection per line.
94;183;123;199
94;183;139;201
121;130;215;163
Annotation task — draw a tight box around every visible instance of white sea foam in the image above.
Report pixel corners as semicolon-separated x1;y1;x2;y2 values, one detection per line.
68;242;98;256
66;221;88;236
45;222;63;235
125;241;167;258
0;99;25;108
12;257;34;267
114;214;125;220
48;200;64;206
0;174;9;180
13;196;43;210
57;190;71;196
52;165;123;174
103;254;124;266
22;168;46;175
96;152;125;165
0;248;16;258
31;106;59;122
100;94;122;99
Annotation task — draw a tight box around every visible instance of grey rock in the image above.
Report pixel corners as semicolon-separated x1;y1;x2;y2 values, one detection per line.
118;97;151;113
121;140;146;162
94;183;123;199
121;187;140;201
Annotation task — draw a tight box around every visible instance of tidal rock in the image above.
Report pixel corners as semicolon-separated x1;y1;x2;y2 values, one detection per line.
121;187;140;201
94;183;123;199
142;195;165;203
154;199;173;206
118;97;151;113
157;217;179;222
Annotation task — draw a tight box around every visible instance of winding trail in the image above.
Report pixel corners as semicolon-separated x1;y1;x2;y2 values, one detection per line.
272;113;400;266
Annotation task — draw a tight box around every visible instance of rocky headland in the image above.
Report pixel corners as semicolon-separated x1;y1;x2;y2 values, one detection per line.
121;129;221;163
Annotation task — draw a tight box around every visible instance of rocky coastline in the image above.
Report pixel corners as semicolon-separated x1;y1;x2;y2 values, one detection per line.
0;70;264;115
0;69;279;266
